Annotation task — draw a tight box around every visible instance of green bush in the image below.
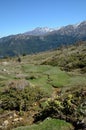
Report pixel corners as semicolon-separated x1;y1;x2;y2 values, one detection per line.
0;85;47;111
34;89;86;124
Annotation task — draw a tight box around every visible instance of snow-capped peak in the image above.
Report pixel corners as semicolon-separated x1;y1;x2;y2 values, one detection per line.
73;21;86;28
24;27;55;36
73;22;81;29
34;27;55;32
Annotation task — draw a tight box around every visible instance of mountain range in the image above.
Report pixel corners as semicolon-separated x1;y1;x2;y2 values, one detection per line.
0;21;86;57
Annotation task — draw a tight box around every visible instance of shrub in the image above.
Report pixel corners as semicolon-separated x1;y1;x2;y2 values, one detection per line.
34;89;86;124
0;84;47;111
17;57;21;62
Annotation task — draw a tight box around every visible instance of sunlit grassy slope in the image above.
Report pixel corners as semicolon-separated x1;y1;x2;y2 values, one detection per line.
0;62;86;94
13;118;73;130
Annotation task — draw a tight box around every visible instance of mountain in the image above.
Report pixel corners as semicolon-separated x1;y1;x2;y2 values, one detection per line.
24;27;55;36
0;21;86;57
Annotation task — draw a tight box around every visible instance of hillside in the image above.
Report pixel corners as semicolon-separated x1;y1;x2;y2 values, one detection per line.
41;41;86;73
0;41;86;130
0;21;86;57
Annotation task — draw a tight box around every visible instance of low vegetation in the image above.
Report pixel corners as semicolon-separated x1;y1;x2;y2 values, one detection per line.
0;83;47;111
0;41;86;130
41;41;86;73
13;118;73;130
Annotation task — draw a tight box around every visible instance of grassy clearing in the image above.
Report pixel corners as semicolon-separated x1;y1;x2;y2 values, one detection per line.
21;64;52;73
68;75;86;87
21;64;71;94
29;75;52;95
13;118;73;130
0;62;86;94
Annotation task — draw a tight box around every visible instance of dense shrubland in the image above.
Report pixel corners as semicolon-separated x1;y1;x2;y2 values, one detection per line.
0;81;47;112
34;88;86;129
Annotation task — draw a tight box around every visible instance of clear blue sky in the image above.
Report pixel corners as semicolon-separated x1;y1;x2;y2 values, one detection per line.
0;0;86;37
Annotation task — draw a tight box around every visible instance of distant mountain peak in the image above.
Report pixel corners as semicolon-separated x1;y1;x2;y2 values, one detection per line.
73;21;86;28
24;27;55;36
